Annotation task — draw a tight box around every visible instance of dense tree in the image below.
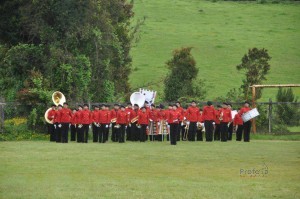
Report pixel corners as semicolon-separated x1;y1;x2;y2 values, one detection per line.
0;0;134;103
164;47;206;101
236;48;271;100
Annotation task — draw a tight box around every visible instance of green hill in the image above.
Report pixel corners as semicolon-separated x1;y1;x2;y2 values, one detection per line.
130;0;300;102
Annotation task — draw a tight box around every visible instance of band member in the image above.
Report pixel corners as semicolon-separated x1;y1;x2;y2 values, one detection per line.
186;101;200;141
167;104;180;145
149;104;158;141
125;103;134;141
78;104;91;143
138;107;149;142
202;101;215;142
111;104;120;142
234;112;244;141
75;105;83;142
239;101;252;142
92;105;100;142
181;106;188;141
214;105;222;141
156;104;166;141
220;102;232;142
104;104;111;141
47;104;56;142
227;104;234;141
70;108;77;141
165;104;173;141
59;102;72;143
116;105;129;143
176;101;184;141
54;105;62;142
196;109;204;141
129;104;140;141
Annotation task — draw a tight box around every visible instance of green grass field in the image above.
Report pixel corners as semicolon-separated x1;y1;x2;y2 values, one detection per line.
1;140;299;198
130;0;300;101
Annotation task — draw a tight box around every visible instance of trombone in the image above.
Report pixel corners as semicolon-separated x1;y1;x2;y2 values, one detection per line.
182;121;189;141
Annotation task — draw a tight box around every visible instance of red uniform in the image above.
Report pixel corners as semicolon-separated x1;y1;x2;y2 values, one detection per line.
130;109;139;122
176;107;184;121
71;112;77;125
78;109;92;124
239;107;251;116
99;110;110;124
149;109;158;122
167;110;180;124
233;113;243;126
59;108;72;123
92;110;100;123
53;110;60;123
138;111;149;125
198;112;204;123
157;110;166;121
186;106;200;122
202;106;216;121
117;110;129;124
47;109;56;123
214;109;221;124
221;108;232;123
110;109;118;122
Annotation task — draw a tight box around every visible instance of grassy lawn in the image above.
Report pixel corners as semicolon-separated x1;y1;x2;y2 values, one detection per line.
1;140;299;199
130;0;300;101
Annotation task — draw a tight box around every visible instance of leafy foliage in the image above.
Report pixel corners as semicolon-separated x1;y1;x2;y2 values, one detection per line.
236;48;271;100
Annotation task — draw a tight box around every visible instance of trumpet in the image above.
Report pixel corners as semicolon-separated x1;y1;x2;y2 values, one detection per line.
111;118;117;123
131;116;138;123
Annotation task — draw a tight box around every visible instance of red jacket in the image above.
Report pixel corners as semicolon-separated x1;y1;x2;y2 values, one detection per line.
117;110;129;124
221;108;232;123
234;113;243;125
214;109;221;124
110;109;118;123
99;110;111;124
92;110;100;123
71;112;77;125
47;109;56;122
176;107;184;121
59;108;72;123
149;109;158;122
239;107;251;116
186;106;200;122
53;110;60;123
138;111;149;125
78;109;91;124
167;110;180;124
202;105;215;121
130;109;140;122
198;112;204;123
157;110;166;121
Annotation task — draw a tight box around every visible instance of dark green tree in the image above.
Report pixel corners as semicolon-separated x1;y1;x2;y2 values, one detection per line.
236;48;271;100
164;47;205;101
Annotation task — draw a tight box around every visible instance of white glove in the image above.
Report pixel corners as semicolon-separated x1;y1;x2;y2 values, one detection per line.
149;119;153;122
173;119;178;123
54;124;57;129
212;122;215;125
157;122;160;126
165;122;168;125
181;122;183;126
89;125;92;128
105;125;109;128
129;123;131;127
186;121;190;125
58;124;62;128
78;124;83;128
183;117;186;120
69;124;71;127
125;126;127;129
197;122;200;126
167;125;170;128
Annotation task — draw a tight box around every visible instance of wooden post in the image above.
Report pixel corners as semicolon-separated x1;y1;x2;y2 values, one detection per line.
268;98;272;134
252;86;257;134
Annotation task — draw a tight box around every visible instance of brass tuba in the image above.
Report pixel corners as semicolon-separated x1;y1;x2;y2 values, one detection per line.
44;91;66;124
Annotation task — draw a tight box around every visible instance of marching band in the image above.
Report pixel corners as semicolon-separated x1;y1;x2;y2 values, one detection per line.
46;99;254;145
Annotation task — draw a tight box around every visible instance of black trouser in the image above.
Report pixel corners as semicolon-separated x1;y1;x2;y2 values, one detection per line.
176;121;182;141
228;122;233;141
220;122;228;142
236;125;244;141
140;124;147;142
61;123;69;143
243;121;251;142
82;124;89;143
196;129;203;141
119;124;126;143
126;125;131;141
214;124;220;141
48;123;55;142
92;124;100;142
55;123;61;143
204;120;214;141
99;123;108;143
170;123;178;145
131;123;139;141
188;122;197;141
77;126;83;143
70;124;77;141
111;123;119;142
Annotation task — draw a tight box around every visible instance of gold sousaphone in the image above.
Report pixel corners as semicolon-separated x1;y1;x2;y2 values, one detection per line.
44;91;66;124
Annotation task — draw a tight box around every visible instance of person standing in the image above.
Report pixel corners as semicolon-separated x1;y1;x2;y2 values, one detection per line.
196;108;204;141
220;103;232;142
110;104;120;142
186;101;200;141
202;101;216;142
214;105;222;141
104;104;111;141
234;112;244;141
125;103;134;141
75;105;83;142
227;104;234;141
70;108;77;141
99;104;108;143
116;105;129;143
167;104;180;145
54;105;62;142
80;104;91;143
175;101;184;141
138;107;149;142
59;102;72;143
47;104;57;142
239;101;252;142
92;105;100;142
129;104;140;141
